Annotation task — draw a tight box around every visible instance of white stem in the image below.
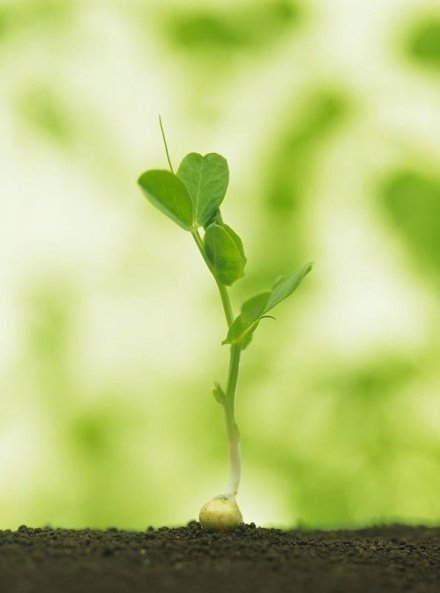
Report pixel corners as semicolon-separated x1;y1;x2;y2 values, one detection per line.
228;438;241;496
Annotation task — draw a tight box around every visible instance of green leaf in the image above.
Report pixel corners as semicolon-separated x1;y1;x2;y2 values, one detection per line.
204;223;246;286
264;262;313;313
202;208;222;231
177;153;229;227
212;382;226;405
222;223;246;264
241;293;270;322
138;169;193;231
223;315;260;348
223;293;268;347
223;262;313;347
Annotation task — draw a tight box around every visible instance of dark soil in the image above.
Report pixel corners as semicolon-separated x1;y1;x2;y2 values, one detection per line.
0;523;438;593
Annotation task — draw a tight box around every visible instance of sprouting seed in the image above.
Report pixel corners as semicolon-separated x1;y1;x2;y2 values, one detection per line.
137;118;312;529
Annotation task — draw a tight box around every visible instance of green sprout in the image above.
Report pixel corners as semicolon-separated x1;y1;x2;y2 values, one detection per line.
137;118;312;530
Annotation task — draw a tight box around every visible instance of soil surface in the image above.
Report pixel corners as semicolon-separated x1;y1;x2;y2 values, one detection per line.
0;523;438;593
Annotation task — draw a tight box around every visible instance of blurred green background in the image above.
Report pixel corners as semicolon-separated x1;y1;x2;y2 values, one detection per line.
1;0;439;530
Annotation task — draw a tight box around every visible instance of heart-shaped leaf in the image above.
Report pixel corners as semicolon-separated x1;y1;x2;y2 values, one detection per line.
177;153;229;227
204;223;246;286
138;169;193;230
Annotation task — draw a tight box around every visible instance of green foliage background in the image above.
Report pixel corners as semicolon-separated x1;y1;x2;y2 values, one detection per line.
1;0;439;529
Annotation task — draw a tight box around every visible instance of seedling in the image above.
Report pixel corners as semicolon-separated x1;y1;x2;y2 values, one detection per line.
137;119;312;529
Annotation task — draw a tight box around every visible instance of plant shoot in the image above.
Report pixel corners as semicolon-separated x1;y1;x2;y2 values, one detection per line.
138;120;312;529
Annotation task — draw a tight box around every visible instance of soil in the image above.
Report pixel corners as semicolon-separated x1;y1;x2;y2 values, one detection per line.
0;523;438;593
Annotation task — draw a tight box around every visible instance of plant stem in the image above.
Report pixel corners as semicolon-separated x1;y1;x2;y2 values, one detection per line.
224;344;242;495
158;123;243;497
191;230;234;327
191;228;242;495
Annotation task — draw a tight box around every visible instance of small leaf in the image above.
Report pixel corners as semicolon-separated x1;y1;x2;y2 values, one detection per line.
223;316;259;347
264;262;313;313
177;153;229;227
213;382;226;405
222;223;246;264
223;262;313;347
241;292;270;322
202;208;222;231
138;169;193;230
223;293;269;348
204;223;246;286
